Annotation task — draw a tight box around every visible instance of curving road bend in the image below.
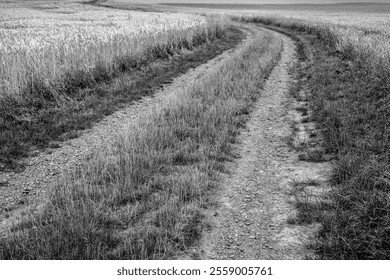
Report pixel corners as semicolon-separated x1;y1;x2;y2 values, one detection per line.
190;27;331;260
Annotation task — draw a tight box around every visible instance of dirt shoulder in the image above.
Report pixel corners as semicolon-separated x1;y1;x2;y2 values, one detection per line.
186;27;331;260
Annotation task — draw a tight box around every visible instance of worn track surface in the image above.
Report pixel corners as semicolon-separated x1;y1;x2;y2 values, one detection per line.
186;28;331;260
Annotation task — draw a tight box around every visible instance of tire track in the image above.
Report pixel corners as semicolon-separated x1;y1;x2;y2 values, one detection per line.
191;27;331;260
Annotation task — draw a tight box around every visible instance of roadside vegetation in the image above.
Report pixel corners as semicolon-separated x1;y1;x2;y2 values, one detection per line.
235;15;390;259
0;4;235;169
0;26;281;259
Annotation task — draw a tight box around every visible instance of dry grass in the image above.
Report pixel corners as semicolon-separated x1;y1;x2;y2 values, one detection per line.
0;25;281;259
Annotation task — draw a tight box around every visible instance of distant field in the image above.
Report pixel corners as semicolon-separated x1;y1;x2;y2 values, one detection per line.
97;1;390;70
162;2;390;13
158;2;390;71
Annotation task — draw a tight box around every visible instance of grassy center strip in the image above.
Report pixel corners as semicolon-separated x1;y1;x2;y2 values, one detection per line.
0;25;281;259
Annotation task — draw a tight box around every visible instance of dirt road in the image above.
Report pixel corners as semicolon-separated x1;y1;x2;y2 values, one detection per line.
189;28;331;260
0;24;330;260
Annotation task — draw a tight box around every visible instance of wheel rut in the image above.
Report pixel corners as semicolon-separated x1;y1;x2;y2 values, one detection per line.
191;28;331;260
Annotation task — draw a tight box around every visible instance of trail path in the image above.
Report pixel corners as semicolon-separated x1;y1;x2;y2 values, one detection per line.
0;29;252;232
0;25;330;260
191;29;331;260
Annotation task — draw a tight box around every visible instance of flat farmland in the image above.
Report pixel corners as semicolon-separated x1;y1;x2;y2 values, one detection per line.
1;0;390;264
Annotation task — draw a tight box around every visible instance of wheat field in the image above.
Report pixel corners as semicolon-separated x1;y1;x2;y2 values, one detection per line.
0;2;206;101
